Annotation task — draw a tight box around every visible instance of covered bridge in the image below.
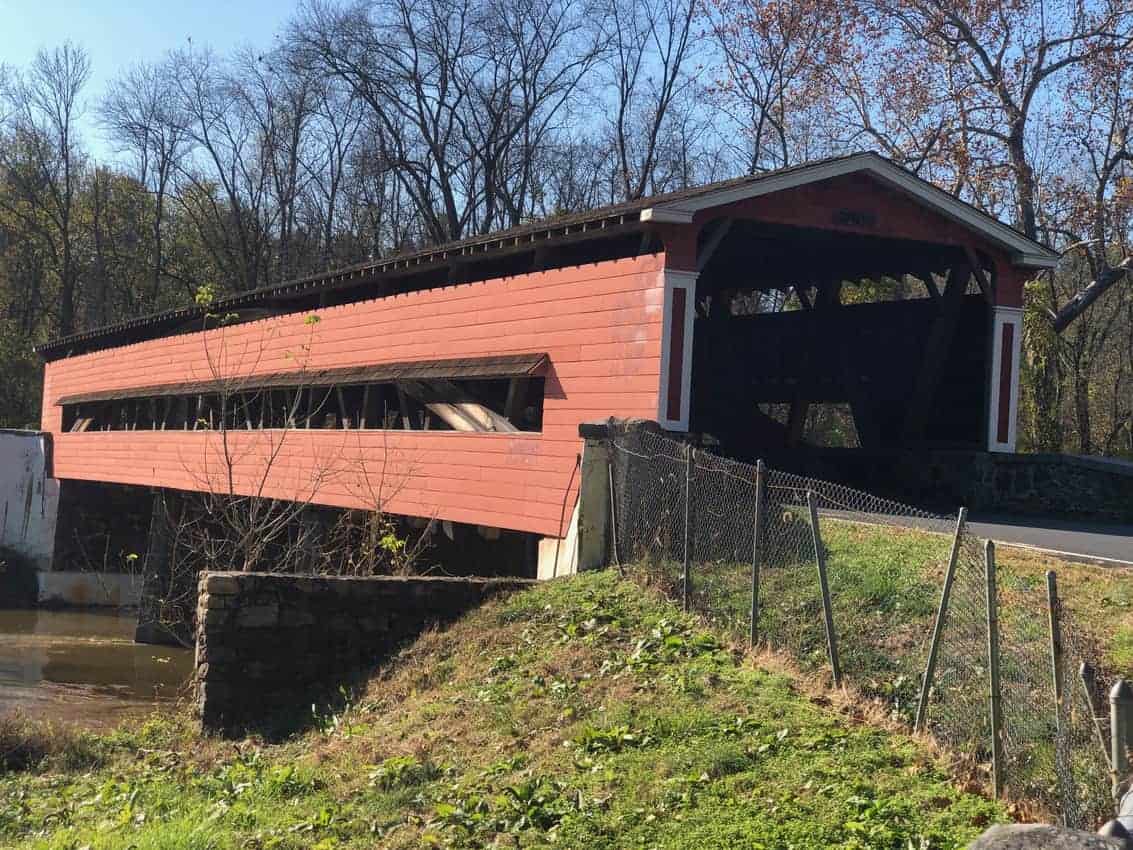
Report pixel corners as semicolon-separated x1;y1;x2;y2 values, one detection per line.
36;152;1057;578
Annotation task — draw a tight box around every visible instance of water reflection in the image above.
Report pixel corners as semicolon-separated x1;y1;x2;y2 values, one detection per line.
0;609;193;728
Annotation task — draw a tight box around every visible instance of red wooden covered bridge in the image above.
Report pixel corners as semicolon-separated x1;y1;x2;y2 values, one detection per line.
37;152;1057;578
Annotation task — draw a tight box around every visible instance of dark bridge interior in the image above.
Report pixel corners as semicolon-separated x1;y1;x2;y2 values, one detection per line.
690;219;994;461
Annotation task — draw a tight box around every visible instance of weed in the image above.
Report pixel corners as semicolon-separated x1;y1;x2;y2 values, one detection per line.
572;724;656;754
0;716;106;774
368;755;443;790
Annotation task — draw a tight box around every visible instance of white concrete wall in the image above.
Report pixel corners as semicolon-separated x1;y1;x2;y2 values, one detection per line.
0;430;59;572
537;501;579;580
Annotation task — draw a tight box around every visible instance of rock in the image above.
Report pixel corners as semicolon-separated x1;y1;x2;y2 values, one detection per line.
235;604;279;628
203;607;231;627
280;608;317;628
205;574;243;596
968;824;1129;850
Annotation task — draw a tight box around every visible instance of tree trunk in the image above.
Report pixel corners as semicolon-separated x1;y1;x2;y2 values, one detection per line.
1074;372;1092;454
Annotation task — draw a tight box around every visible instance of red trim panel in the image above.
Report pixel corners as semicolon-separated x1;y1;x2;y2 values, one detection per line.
666;287;687;421
996;322;1014;444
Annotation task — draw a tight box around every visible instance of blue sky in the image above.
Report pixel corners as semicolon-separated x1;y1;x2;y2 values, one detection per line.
0;0;296;157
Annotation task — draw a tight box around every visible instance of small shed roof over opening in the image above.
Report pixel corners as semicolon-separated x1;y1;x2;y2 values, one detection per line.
56;353;549;406
36;152;1057;361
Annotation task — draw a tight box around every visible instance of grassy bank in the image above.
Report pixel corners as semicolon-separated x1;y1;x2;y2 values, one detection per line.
668;519;1133;689
1;571;1004;850
644;519;1126;824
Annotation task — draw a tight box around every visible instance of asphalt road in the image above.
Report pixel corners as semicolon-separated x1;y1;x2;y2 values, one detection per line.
968;514;1133;566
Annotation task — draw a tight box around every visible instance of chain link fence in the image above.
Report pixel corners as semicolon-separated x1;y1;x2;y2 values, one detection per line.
606;423;1116;828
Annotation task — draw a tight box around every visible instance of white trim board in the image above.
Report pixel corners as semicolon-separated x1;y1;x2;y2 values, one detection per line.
639;153;1058;270
987;306;1024;453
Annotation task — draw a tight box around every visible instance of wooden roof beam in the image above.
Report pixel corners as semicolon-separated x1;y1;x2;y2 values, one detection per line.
697;219;734;273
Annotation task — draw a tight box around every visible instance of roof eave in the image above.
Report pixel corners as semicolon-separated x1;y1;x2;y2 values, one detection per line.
639;153;1060;270
1014;252;1060;270
639;207;693;224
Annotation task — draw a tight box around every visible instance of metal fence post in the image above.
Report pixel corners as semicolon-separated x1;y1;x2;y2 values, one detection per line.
985;540;1005;799
607;455;620;567
682;443;692;613
1047;571;1065;725
915;506;967;732
1047;570;1075;824
1081;663;1112;766
1111;679;1133;800
750;459;766;649
807;491;842;688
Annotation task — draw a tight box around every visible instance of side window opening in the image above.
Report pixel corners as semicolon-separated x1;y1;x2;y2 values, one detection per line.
62;376;546;435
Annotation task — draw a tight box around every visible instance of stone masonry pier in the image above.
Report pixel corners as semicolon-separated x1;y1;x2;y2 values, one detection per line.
195;571;531;734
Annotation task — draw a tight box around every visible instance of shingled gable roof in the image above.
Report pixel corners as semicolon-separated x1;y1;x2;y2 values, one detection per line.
36;151;1058;360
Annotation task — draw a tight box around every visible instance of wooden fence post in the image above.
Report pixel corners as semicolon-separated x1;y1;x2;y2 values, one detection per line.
750;460;766;649
807;491;842;688
683;443;692;613
915;507;967;732
985;540;1005;799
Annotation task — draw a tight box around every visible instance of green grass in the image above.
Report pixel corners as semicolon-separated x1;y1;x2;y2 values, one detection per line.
636;518;1128;826
655;516;1133;695
647;520;949;720
0;571;1003;849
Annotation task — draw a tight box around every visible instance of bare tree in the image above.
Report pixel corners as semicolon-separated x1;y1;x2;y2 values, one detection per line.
293;0;600;238
100;59;187;305
1045;46;1133;332
0;42;91;336
168;47;275;291
302;76;368;268
602;0;699;199
294;0;481;242
860;0;1133;327
462;0;601;230
234;48;320;283
704;0;843;172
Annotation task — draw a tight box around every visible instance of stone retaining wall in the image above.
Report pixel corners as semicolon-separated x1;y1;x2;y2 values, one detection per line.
762;448;1133;523
195;571;530;734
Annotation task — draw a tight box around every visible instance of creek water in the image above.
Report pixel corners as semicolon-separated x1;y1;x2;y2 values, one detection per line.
0;609;194;729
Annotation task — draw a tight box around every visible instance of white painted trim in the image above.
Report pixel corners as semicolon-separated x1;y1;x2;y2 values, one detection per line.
537;499;579;580
658;269;699;432
1016;252;1060;268
657;272;675;427
639;153;1059;270
987;306;1024;453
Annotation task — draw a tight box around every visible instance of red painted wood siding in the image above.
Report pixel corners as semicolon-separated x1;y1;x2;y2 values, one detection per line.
42;255;667;538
